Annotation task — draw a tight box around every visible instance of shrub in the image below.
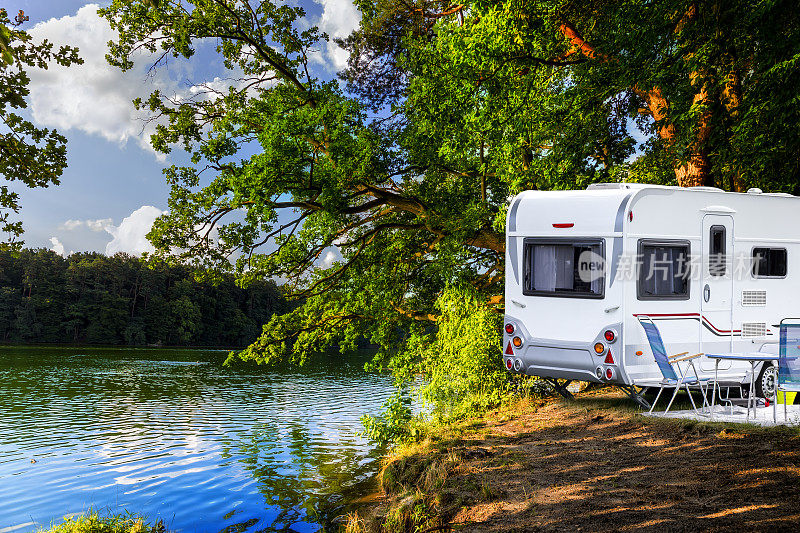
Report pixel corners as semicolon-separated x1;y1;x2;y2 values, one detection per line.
364;284;519;445
40;511;162;533
418;285;509;421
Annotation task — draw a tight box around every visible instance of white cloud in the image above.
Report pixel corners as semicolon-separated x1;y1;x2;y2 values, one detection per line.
187;76;234;102
49;236;68;257
25;5;196;156
314;0;361;71
192;222;220;247
87;218;114;231
28;5;149;151
105;205;164;256
318;246;343;269
60;218;114;232
60;219;83;231
25;3;359;155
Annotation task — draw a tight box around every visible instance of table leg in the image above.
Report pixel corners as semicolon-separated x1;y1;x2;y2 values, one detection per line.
748;361;755;421
712;359;719;420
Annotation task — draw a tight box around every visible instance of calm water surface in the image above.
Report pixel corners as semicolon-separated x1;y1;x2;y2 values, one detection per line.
0;346;393;532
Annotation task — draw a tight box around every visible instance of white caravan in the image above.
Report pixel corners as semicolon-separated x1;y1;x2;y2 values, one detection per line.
503;183;797;402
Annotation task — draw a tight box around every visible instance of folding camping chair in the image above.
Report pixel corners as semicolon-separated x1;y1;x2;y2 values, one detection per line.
638;316;711;415
775;321;800;422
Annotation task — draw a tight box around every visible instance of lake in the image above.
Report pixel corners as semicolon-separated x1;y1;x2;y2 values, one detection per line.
0;346;394;532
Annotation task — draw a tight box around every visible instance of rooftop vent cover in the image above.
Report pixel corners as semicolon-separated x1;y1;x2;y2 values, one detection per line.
742;290;767;307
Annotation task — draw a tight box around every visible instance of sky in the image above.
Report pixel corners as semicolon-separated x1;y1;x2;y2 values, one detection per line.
3;0;360;257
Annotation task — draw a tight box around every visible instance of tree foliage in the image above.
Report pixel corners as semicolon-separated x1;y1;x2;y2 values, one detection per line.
362;285;513;443
99;0;800;417
0;248;287;346
0;9;82;248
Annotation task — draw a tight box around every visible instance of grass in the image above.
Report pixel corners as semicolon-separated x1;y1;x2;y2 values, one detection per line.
346;396;546;532
348;387;800;532
38;510;164;533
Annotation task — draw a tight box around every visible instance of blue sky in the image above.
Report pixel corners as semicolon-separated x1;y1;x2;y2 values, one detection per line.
3;0;358;257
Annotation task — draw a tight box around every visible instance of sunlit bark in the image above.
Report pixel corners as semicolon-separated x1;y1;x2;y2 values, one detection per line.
559;12;716;188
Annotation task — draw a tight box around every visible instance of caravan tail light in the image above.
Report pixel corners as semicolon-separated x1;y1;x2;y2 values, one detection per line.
506;359;513;370
505;323;514;334
604;330;616;343
512;336;523;348
514;359;523;371
606;368;613;380
594;342;606;355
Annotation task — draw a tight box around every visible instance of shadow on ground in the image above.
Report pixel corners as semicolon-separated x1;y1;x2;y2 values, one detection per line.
360;391;800;532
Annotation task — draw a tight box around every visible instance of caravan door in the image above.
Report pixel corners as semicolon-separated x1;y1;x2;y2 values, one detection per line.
700;214;734;371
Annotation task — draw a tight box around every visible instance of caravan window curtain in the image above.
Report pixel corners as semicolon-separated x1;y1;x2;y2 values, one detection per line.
532;245;558;291
752;248;787;278
523;239;604;298
638;241;691;300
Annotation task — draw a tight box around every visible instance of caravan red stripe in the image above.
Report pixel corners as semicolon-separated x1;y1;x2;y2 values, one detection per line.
633;313;741;334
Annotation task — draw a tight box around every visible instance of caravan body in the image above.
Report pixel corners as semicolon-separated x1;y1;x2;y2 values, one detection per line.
503;183;799;390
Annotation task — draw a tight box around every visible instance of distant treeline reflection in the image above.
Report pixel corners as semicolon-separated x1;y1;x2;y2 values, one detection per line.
0;249;288;346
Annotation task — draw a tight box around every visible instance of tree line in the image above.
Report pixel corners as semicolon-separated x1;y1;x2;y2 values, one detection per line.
0;249;288;346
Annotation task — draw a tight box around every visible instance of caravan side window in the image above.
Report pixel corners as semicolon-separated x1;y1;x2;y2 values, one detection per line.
752;248;787;278
522;239;604;298
637;240;691;300
709;225;726;276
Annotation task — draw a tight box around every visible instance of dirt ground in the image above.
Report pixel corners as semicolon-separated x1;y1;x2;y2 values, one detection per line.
356;390;800;532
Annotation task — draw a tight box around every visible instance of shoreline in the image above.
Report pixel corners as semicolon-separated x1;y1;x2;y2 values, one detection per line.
348;389;800;532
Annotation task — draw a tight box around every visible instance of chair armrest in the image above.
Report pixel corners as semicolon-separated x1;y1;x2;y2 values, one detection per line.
672;353;703;363
667;352;689;361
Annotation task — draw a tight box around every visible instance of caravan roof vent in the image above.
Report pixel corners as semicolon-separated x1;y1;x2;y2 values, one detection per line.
586;183;629;190
747;188;763;194
689;186;724;192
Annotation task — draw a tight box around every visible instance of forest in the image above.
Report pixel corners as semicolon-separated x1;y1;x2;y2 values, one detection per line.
0;249;287;346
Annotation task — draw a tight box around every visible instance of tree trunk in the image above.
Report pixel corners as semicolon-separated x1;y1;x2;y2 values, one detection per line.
636;81;714;188
722;66;746;191
562;14;715;188
675;73;714;187
674;152;712;187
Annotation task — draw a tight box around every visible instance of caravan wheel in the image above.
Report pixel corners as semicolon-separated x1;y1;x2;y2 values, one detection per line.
756;364;777;399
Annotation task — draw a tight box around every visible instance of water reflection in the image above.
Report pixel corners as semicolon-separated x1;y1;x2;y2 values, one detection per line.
0;346;391;532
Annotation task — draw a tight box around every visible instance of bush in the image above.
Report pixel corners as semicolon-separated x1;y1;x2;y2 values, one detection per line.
419;285;509;421
40;511;162;533
363;285;519;445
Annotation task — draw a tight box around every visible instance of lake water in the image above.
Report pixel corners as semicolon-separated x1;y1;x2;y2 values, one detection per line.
0;346;394;532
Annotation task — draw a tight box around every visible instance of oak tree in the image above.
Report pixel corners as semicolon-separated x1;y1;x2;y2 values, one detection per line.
0;9;82;249
100;0;800;376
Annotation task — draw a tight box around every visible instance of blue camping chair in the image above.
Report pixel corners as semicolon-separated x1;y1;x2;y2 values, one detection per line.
638;316;710;415
776;322;800;422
